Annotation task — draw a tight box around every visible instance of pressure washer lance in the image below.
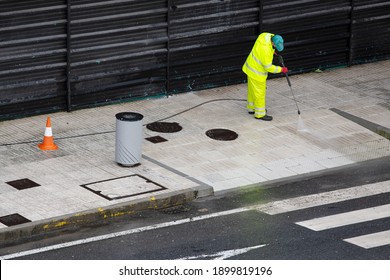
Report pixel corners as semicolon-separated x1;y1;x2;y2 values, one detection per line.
278;55;301;115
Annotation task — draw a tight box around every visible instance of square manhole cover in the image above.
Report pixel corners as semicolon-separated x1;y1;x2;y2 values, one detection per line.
6;178;40;190
0;213;31;227
145;136;168;144
81;175;167;201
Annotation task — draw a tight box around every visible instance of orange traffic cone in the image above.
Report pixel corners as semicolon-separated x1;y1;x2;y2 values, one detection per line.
38;117;58;150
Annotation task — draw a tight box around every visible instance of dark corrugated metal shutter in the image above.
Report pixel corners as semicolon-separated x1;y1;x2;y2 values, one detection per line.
352;0;390;62
168;0;259;93
0;0;67;119
70;0;168;109
262;0;352;71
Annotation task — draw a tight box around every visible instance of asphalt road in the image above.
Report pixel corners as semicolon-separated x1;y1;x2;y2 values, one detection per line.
1;156;389;260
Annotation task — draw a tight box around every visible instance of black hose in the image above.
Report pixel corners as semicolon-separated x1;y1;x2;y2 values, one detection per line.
0;98;246;147
144;98;246;125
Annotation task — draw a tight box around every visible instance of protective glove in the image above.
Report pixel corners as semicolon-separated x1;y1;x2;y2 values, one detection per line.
281;67;288;73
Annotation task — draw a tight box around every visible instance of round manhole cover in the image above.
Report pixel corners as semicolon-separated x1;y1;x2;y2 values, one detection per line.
206;128;238;141
146;122;183;133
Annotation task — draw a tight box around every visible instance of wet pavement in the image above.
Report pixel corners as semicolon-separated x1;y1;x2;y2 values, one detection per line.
0;60;389;243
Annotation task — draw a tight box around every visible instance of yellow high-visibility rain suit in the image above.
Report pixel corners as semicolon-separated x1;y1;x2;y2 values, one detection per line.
242;32;283;119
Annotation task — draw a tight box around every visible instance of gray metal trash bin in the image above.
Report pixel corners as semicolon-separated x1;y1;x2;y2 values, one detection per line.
115;112;143;166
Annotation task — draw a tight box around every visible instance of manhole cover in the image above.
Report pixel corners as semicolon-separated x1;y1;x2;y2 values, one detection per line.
206;128;238;141
81;175;167;201
0;213;31;227
146;122;182;133
6;178;40;190
145;136;168;144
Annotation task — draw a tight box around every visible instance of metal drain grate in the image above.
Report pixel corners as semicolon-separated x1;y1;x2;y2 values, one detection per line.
0;213;31;227
146;122;182;133
206;128;238;141
6;178;40;190
160;205;191;214
145;136;168;144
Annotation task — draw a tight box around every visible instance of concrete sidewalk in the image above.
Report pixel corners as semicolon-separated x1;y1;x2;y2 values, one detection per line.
0;60;389;244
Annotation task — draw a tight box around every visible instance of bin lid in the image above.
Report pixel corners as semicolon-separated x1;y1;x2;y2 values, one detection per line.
116;112;144;122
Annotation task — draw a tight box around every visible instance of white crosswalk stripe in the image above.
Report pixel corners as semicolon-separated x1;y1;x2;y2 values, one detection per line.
255;181;390;215
255;181;390;249
344;230;390;249
296;204;390;231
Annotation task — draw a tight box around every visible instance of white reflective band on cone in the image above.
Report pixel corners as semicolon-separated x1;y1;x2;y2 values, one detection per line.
44;127;53;137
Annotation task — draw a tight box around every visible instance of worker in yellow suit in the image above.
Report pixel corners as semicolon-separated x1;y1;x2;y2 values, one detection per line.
242;33;288;121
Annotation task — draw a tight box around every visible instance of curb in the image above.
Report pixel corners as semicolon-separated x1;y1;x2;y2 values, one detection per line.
0;186;212;247
330;108;390;140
